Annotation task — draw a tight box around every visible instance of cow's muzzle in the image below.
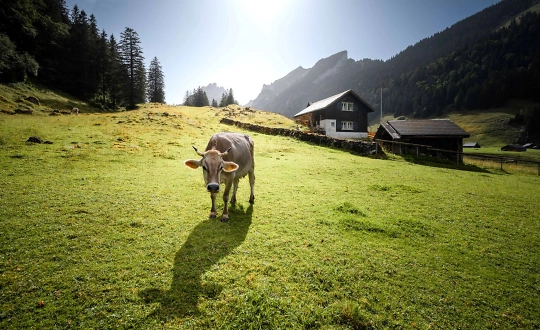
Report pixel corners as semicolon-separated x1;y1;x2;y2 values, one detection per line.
207;183;220;193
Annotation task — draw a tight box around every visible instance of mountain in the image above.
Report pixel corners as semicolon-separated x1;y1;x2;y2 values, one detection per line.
251;51;367;116
249;65;309;109
250;0;538;125
202;83;228;104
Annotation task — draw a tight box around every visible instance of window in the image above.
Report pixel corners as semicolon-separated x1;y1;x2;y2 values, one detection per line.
341;121;354;130
341;102;353;111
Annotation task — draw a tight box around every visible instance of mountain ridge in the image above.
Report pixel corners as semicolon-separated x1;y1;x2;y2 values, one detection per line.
249;0;537;126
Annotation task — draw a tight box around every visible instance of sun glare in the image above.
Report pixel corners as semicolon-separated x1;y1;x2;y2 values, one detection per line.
236;0;288;24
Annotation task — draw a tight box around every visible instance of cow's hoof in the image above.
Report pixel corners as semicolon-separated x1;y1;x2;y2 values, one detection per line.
221;216;229;222
249;197;255;204
209;213;217;219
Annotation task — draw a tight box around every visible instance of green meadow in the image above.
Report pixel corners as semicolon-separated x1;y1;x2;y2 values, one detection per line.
1;103;539;329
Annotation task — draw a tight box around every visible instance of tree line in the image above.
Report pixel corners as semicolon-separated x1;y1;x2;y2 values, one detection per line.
183;87;238;108
0;0;165;109
380;10;540;140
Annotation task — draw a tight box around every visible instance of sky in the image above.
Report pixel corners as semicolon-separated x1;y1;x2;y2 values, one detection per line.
65;0;500;105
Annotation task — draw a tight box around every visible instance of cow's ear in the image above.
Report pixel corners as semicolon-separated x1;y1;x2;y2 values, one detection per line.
184;159;201;169
222;161;239;172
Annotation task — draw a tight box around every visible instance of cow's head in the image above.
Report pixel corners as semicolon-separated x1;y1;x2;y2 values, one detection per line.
184;146;239;193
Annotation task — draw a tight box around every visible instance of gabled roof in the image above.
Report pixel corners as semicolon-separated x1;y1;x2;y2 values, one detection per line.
501;144;526;151
293;89;374;117
463;142;480;148
379;122;401;139
379;119;470;139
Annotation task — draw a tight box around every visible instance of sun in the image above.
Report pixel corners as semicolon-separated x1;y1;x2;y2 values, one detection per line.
235;0;289;24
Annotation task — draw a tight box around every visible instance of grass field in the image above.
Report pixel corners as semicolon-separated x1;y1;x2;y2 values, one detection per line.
1;100;539;328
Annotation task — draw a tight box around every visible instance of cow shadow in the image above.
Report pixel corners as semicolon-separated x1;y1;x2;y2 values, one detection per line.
139;203;253;321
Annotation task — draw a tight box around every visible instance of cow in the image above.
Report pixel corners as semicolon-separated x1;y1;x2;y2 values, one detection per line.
184;132;255;222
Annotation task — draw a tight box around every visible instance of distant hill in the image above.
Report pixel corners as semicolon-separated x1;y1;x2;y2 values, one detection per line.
249;0;539;142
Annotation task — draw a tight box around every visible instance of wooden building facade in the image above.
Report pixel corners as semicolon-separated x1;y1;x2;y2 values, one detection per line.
294;90;374;139
374;119;470;163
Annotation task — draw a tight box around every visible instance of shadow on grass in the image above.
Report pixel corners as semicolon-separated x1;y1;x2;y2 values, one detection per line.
139;203;253;321
400;154;493;174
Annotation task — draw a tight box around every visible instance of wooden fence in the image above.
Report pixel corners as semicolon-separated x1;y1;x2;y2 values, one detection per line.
375;139;540;175
219;120;539;175
463;153;540;176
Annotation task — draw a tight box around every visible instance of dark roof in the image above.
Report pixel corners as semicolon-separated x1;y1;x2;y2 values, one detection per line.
501;144;526;151
294;89;374;117
463;142;481;148
379;122;400;139
382;119;470;138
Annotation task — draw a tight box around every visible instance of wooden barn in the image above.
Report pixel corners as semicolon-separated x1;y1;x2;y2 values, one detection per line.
374;119;470;163
294;90;374;139
501;144;526;152
463;142;481;148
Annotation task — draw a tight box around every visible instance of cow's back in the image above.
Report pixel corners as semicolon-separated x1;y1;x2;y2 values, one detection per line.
206;133;254;178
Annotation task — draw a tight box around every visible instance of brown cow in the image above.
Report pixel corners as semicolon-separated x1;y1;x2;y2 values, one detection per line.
184;133;255;222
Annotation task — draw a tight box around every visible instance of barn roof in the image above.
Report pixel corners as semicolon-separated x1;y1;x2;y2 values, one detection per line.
381;119;470;139
501;144;526;151
379;121;401;139
293;89;374;117
463;142;481;148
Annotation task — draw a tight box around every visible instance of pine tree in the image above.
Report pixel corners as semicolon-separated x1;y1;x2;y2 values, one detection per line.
193;86;209;107
219;92;227;107
134;60;147;104
95;30;110;105
68;6;91;97
86;14;100;97
119;27;145;109
107;34;125;109
147;57;165;103
226;88;235;106
183;90;191;106
211;99;218;107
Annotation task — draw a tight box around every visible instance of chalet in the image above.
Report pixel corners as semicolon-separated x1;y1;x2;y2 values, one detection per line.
293;90;374;139
463;142;481;148
374;119;470;163
501;144;526;152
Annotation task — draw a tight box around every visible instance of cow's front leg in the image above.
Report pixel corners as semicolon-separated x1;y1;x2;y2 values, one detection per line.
230;178;240;205
221;181;232;222
209;192;217;218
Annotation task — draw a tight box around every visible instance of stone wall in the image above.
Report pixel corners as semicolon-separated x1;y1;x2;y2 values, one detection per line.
220;118;377;155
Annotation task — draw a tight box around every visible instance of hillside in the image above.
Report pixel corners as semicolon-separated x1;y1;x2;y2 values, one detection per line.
2;81;535;149
249;0;539;142
0;82;295;127
0;83;99;115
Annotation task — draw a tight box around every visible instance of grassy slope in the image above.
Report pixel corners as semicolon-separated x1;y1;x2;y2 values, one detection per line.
0;83;95;114
1;98;539;328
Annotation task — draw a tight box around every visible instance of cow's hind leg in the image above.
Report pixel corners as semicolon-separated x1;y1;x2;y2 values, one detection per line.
248;168;255;204
209;192;217;218
230;178;240;205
